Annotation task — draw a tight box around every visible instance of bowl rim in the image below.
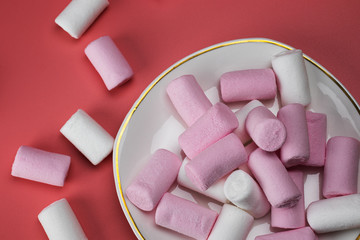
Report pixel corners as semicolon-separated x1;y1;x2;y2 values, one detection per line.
112;37;360;240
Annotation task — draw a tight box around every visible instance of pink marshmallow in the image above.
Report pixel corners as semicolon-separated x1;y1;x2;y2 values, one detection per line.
155;192;218;240
85;36;133;90
11;146;70;187
277;103;310;167
238;142;257;177
125;149;181;211
245;106;286;152
185;133;247;191
323;136;360;198
302;111;327;167
255;227;318;240
166;75;212;126
220;68;277;102
271;170;305;229
179;102;238;159
248;148;301;208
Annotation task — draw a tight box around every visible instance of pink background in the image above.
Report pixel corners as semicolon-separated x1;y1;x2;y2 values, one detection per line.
1;0;359;239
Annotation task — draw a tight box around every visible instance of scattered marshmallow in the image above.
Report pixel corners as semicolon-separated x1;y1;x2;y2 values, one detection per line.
255;227;318;240
234;100;264;143
167;75;212;126
11;146;70;187
307;194;360;233
179;102;238;159
271;170;305;229
126;149;181;211
208;204;254;240
323;136;360;198
248;148;301;208
271;49;311;106
302;111;327;167
220;69;277;102
85;36;133;91
224;170;270;218
277;103;310;167
155;192;218;240
177;158;227;203
60;109;114;165
245;106;286;152
55;0;109;39
38;198;87;240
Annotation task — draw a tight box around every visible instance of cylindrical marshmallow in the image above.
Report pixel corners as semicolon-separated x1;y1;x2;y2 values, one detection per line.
125;149;181;211
11;146;70;187
271;170;305;229
177;158;227;203
208;204;254;240
255;227;318;240
55;0;109;39
302;111;327;167
60;109;114;165
185;133;247;191
38;198;87;240
85;36;133;91
277;103;310;167
248;148;301;208
271;49;311;106
323;136;360;198
307;194;360;233
155;192;218;240
179;102;238;159
234;100;264;143
220;68;277;102
245;106;286;152
167;75;212;126
224;170;270;218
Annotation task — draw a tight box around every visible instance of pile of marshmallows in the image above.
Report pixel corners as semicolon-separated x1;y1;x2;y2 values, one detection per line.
11;0;135;239
125;49;360;240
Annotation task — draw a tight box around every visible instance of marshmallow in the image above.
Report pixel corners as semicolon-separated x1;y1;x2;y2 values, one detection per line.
302;111;327;167
255;227;318;240
271;49;311;106
38;198;87;240
234;100;264;143
271;170;305;229
167;75;212;126
307;194;360;233
179;102;238;159
245;106;286;152
55;0;109;39
208;204;254;240
277;103;310;167
323;136;360;198
248;148;301;208
11;146;70;187
85;36;133;91
126;149;181;211
220;69;277;102
224;170;270;218
155;192;218;240
185;133;247;191
60;109;114;165
177;158;227;203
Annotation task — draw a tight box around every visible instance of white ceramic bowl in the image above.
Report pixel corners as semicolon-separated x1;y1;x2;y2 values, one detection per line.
113;38;360;240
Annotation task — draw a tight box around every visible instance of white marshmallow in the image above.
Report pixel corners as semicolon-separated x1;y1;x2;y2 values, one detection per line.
307;194;360;233
38;198;87;240
177;158;227;203
208;204;254;240
224;170;270;218
234;100;264;143
60;109;114;165
55;0;109;39
271;49;311;106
